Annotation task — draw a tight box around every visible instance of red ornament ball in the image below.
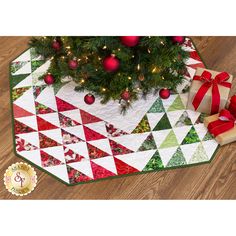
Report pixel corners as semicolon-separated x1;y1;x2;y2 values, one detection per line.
120;36;140;47
52;40;61;51
121;90;131;100
84;94;95;105
44;74;55;85
159;88;170;99
171;36;185;44
103;55;120;72
68;59;78;70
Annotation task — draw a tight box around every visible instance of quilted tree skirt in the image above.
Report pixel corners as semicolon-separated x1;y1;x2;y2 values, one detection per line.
10;38;219;185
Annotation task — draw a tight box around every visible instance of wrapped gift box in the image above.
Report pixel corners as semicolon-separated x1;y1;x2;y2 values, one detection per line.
187;67;233;115
204;113;236;146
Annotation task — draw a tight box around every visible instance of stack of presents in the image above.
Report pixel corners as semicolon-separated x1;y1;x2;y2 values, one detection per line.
188;67;236;146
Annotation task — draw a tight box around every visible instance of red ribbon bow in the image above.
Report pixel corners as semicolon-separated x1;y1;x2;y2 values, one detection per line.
208;109;235;136
192;70;231;114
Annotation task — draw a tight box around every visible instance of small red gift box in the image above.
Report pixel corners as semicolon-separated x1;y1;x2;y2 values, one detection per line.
204;95;236;146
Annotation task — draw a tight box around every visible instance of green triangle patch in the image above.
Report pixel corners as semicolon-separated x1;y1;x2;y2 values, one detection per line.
167;95;185;111
175;111;192;127
143;150;164;171
181;126;200;145
153;113;172;131
138;133;157;151
31;60;45;73
203;131;214;141
189;143;208;164
148;97;165;113
11;74;31;88
159;130;179;148
132;115;151;133
166;147;186;167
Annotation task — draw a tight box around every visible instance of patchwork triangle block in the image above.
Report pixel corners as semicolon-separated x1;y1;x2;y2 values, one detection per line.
114;157;139;175
143;150;164;171
40;150;64;167
138;133;157;151
91;161;116;179
148;97;165;113
92;156;117;175
167;95;185;111
80;109;102;124
36;116;59;131
166;147;187;167
59;113;80;127
153;113;172;131
109;139;133;156
35;101;55;114
86;142;110;159
61;129;84;144
132;115;151;133
39;132;61;148
56;97;77;112
83;126;106;141
63;146;86;164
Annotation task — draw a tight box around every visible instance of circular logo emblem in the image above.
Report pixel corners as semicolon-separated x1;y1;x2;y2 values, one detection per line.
4;162;37;196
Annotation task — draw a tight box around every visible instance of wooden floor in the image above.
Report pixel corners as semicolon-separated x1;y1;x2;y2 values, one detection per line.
1;36;236;199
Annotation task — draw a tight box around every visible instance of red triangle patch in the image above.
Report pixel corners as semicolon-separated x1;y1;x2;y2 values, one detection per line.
114;157;139;175
189;51;202;62
80;109;101;124
188;62;205;70
109;139;133;155
63;146;86;164
61;129;84;144
14;119;36;134
15;136;38;152
90;161;116;179
56;97;77;112
83;126;106;141
13;104;34;118
87;142;110;159
40;150;63;167
59;113;80;128
67;165;92;184
36;116;58;131
39;132;60;148
35;101;55;114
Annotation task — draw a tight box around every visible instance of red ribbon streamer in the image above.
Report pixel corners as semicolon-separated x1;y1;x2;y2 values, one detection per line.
208;109;235;136
192;70;231;114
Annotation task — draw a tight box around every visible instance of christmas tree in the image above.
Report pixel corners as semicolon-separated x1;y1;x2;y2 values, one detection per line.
30;36;188;112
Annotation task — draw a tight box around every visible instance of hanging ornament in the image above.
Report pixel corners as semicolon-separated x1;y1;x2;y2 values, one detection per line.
103;55;120;72
68;59;78;70
159;88;170;99
171;36;185;44
120;36;140;47
84;93;95;105
138;74;145;81
121;90;131;100
52;39;61;51
44;74;55;85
